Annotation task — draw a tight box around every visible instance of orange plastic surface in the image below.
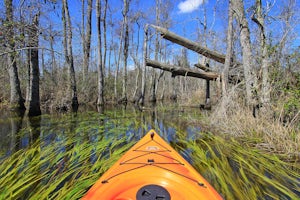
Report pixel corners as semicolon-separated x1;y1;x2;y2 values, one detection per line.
82;129;223;200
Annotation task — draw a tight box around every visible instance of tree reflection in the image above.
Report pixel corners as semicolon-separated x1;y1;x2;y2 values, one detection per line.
9;109;25;153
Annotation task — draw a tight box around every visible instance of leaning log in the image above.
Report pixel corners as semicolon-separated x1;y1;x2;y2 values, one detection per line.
194;63;214;72
146;59;220;81
150;25;226;64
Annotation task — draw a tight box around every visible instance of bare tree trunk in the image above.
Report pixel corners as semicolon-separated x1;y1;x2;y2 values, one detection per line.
160;40;167;100
49;26;57;77
121;0;129;103
223;0;234;94
28;14;41;116
62;0;78;111
82;0;93;81
96;0;104;105
108;45;112;76
232;0;258;107
252;0;270;106
150;0;161;103
114;23;124;101
41;49;45;75
5;0;25;111
198;4;208;66
26;48;31;104
132;19;141;103
140;25;149;106
103;0;108;77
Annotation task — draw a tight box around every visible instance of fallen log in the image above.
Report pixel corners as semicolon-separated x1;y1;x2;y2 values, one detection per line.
194;63;214;72
150;24;226;64
146;59;220;81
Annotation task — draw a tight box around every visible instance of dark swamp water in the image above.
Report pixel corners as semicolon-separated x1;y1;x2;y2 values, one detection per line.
0;105;299;199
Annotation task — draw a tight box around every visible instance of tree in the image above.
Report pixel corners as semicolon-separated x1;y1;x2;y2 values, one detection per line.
232;0;258;108
102;0;108;77
120;0;130;103
140;24;149;106
223;0;234;94
82;0;93;81
131;12;143;104
47;23;60;77
149;0;161;103
252;0;270;107
62;0;79;111
4;0;25;111
96;0;104;105
27;13;41;116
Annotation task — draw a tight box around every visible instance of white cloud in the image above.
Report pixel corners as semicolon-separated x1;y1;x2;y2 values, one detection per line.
178;0;204;13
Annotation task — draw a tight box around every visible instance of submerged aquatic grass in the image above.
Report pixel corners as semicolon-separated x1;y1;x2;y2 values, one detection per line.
0;109;299;199
0;135;133;199
175;131;300;200
0;111;136;199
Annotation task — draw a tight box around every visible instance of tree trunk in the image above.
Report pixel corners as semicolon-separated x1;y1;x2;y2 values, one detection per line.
5;0;25;111
140;25;149;106
232;0;258;107
49;29;57;77
28;14;41;116
132;19;141;104
223;0;234;94
150;0;161;103
96;0;104;105
114;23;124;101
62;0;78;111
252;0;270;106
82;0;93;81
103;0;108;77
121;0;129;103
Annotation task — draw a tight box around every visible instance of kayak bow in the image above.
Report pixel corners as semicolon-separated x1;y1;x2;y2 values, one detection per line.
82;129;222;200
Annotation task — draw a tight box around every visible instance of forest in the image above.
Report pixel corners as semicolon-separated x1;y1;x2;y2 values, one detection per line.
1;0;299;136
0;1;299;198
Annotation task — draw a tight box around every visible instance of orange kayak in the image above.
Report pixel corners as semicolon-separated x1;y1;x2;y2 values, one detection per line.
82;129;223;200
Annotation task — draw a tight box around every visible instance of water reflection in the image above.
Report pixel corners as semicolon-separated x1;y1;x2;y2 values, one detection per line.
0;109;24;160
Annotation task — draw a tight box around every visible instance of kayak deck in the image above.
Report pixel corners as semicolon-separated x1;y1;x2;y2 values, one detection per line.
82;129;222;200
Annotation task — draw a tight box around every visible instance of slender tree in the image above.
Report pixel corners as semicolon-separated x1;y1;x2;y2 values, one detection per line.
4;0;25;111
103;0;108;76
96;0;104;105
131;14;142;104
62;0;79;111
140;24;149;106
223;0;234;94
121;0;130;103
82;0;93;81
48;24;59;77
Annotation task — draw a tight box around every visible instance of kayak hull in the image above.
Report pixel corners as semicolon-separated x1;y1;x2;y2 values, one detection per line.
82;129;222;200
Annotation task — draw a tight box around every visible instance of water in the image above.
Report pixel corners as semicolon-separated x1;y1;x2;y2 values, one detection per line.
0;105;299;200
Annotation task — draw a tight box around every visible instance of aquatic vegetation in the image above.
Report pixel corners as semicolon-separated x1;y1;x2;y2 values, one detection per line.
0;110;299;199
175;131;300;200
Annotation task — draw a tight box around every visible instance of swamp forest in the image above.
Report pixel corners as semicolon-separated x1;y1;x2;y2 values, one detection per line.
0;0;299;199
